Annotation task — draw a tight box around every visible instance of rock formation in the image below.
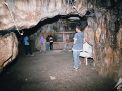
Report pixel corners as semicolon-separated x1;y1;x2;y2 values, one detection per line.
0;0;88;30
0;32;18;71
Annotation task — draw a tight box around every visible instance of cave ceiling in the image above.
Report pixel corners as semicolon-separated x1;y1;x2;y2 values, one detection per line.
0;0;121;31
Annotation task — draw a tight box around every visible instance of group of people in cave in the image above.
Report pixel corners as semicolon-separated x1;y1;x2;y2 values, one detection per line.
21;32;54;56
21;24;87;71
40;34;54;53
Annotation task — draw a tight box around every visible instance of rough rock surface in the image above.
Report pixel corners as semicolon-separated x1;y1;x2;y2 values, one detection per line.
0;33;18;71
0;0;88;30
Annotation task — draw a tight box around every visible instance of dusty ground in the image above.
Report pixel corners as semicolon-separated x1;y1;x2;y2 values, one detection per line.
0;50;115;91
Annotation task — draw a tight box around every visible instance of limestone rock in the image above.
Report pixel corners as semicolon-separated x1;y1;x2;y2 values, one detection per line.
0;32;18;70
0;0;88;30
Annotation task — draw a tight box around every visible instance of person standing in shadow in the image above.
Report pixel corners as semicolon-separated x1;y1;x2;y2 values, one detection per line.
49;35;54;50
40;34;46;53
46;35;50;51
22;34;34;56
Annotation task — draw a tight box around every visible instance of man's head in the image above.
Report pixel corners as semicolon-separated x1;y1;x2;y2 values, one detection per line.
76;25;81;32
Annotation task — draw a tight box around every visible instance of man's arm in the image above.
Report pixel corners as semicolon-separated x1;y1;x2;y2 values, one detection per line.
73;34;77;44
73;38;77;44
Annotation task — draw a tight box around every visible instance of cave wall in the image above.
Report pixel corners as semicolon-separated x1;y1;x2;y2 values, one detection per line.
74;0;122;78
91;6;122;78
0;32;18;71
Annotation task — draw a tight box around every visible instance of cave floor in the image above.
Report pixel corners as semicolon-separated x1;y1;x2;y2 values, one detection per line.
0;50;115;91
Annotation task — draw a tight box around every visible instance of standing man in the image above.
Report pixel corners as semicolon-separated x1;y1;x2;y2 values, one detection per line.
40;34;46;53
46;35;50;51
49;35;54;50
22;34;33;56
72;25;84;71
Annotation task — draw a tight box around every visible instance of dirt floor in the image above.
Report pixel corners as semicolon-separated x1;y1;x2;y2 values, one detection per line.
0;50;115;91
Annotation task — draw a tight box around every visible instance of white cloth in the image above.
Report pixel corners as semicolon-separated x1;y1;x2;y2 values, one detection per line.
80;42;93;58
